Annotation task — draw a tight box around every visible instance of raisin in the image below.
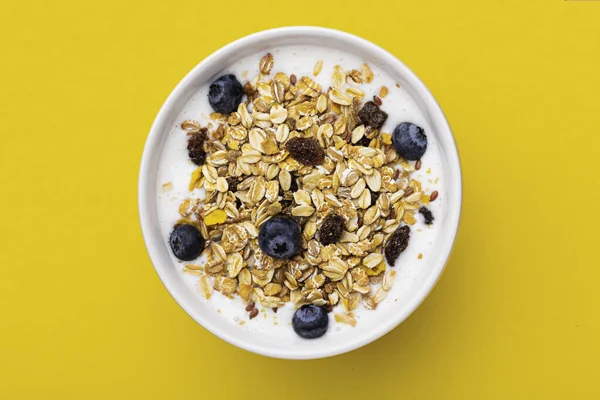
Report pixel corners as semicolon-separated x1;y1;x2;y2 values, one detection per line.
317;214;345;245
290;176;299;192
285;137;325;166
384;225;410;266
419;207;434;225
280;199;293;212
291;215;308;227
356;135;371;147
370;191;380;207
187;128;208;165
226;177;239;193
358;101;388;129
278;176;297;197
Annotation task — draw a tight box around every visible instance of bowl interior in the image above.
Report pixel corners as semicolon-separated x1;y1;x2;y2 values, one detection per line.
139;27;461;359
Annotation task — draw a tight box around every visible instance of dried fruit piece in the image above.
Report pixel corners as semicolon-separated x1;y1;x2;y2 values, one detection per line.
285;137;325;166
358;101;388;129
356;135;371;147
384;225;410;266
419;207;434;225
226;177;239;192
204;209;227;226
370;191;380;207
318;213;345;245
187;128;208;165
365;262;386;276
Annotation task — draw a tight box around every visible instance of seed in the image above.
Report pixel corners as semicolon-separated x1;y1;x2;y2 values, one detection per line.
415;159;422;170
404;187;414;197
373;96;382;106
392;169;400;180
290;74;297;85
430;191;439;202
249;308;259;319
245;302;255;312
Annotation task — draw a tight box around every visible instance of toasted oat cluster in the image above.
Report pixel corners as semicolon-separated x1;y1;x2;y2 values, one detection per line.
175;54;436;327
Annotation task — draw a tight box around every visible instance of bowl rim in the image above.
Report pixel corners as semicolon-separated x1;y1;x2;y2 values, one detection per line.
139;26;462;359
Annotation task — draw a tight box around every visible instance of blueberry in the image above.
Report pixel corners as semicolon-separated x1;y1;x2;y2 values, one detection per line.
169;224;205;261
208;74;244;114
292;305;329;339
258;217;301;259
392;122;428;160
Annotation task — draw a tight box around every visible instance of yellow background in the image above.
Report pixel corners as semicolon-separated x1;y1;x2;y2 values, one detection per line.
1;0;599;398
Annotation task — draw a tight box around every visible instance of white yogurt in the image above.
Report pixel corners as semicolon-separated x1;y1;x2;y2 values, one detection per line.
156;45;445;336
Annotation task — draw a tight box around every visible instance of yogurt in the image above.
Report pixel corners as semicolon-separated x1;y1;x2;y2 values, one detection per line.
156;45;445;336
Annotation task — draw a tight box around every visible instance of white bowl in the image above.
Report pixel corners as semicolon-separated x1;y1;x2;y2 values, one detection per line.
139;26;461;359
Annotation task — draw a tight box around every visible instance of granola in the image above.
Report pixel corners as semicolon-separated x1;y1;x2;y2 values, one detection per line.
173;54;437;325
